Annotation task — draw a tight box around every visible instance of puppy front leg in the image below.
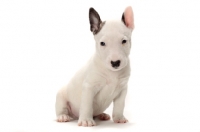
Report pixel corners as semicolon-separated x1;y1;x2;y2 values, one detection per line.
78;86;96;127
112;89;128;123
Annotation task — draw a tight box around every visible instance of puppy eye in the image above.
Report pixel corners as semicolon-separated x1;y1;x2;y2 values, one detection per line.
122;40;127;44
100;42;106;46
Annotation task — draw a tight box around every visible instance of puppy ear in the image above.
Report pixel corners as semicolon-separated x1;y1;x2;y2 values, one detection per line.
89;8;102;34
122;6;134;29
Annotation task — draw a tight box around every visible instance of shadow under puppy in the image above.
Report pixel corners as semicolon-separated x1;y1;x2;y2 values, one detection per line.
55;6;134;127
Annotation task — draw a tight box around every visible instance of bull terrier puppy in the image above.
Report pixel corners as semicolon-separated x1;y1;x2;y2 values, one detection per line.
55;6;134;127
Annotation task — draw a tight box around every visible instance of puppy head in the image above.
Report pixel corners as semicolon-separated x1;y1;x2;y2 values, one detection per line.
89;6;134;71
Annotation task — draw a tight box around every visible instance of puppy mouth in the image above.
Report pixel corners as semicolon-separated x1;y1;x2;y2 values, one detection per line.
110;66;123;71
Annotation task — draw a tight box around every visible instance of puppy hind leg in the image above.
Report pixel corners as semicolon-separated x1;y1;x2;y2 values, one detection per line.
55;91;72;122
95;113;110;121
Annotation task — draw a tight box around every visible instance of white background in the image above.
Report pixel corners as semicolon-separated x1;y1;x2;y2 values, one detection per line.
0;0;200;132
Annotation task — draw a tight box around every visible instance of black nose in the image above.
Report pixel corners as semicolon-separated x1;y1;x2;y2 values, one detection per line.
111;60;121;68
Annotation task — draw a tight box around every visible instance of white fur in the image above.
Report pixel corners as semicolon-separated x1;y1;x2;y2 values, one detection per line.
55;7;134;127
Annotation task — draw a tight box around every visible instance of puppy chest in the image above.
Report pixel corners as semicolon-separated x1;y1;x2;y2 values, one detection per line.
94;80;124;104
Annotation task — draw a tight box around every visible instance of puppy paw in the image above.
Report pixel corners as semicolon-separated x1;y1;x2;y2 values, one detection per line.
98;113;110;120
113;116;128;123
78;118;96;127
57;114;72;122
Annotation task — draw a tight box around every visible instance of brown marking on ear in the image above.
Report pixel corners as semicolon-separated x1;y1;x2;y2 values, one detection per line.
92;21;106;35
122;13;126;26
89;8;104;35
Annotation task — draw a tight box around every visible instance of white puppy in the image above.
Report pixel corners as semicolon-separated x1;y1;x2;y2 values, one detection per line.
55;6;134;127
